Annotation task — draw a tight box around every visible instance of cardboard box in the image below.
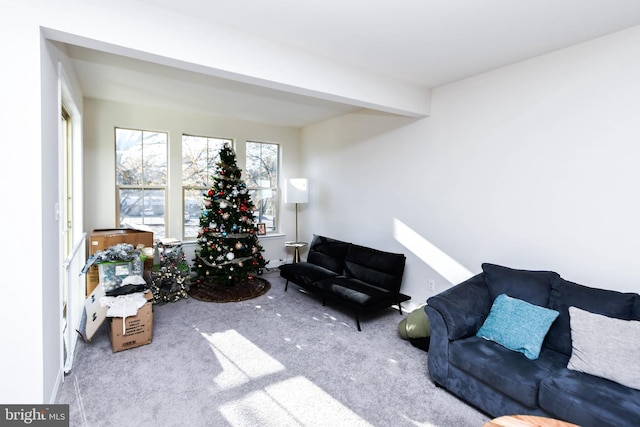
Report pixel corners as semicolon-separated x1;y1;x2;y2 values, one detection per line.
86;228;154;294
82;283;109;342
109;292;153;352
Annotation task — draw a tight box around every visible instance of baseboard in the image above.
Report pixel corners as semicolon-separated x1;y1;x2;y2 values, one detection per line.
48;367;64;404
267;259;286;268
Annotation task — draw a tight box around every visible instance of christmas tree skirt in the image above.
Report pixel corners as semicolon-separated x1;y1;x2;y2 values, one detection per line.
188;277;270;303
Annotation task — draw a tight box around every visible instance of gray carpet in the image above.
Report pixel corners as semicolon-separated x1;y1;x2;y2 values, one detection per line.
56;270;489;427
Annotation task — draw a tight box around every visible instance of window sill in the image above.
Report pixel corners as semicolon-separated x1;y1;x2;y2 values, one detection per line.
182;233;284;245
259;233;286;239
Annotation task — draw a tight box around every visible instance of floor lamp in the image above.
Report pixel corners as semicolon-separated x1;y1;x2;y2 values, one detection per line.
284;178;308;262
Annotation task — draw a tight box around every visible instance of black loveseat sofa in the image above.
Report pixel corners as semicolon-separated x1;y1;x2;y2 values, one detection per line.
280;235;409;330
425;263;640;427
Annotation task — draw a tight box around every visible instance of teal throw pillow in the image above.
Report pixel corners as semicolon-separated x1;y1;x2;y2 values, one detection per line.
476;294;559;360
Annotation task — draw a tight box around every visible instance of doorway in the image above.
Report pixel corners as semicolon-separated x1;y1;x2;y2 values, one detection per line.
59;69;86;373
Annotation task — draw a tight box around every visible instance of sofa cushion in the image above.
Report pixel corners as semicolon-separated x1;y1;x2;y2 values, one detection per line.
634;295;640;320
306;235;351;274
314;276;395;307
449;336;568;409
544;277;636;356
539;369;640;427
567;306;640;390
279;263;340;289
476;294;559;360
482;263;557;307
344;244;405;293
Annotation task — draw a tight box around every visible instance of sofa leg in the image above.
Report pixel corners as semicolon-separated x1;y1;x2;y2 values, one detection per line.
398;303;404;315
355;313;361;331
322;299;326;306
284;280;289;292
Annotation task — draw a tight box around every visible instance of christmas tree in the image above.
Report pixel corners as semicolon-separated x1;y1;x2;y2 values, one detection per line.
192;144;267;286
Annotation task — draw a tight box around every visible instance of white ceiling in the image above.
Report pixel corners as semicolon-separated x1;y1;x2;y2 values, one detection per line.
65;0;640;127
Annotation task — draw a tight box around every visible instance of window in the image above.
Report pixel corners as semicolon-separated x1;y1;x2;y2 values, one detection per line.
116;128;167;238
246;141;279;233
182;135;233;239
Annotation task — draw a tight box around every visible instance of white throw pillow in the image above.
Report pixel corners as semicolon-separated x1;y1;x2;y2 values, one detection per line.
568;306;640;390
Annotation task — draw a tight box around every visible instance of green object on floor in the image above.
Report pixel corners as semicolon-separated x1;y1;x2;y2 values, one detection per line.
398;304;431;339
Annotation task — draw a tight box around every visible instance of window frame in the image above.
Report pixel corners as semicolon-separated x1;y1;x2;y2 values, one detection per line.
245;140;280;235
115;127;168;238
181;134;235;240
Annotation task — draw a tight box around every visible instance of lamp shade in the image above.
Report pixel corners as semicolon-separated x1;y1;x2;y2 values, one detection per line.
284;178;308;204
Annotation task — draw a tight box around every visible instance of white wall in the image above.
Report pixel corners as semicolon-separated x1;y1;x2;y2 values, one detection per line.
302;25;640;309
83;99;302;265
0;7;46;404
0;4;82;403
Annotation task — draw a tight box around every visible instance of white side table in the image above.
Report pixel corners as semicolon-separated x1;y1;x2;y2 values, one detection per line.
284;241;307;263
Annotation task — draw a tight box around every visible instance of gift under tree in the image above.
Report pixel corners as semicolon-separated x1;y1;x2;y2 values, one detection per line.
192;144;266;286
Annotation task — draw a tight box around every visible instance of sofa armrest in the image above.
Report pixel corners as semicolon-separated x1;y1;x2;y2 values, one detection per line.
424;305;450;385
426;273;491;340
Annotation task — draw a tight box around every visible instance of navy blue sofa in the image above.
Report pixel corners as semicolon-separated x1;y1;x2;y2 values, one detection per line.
425;263;640;427
280;235;409;331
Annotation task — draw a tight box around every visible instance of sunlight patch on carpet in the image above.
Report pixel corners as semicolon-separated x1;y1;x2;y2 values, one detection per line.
202;329;285;390
203;329;373;426
219;376;373;427
401;413;442;427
